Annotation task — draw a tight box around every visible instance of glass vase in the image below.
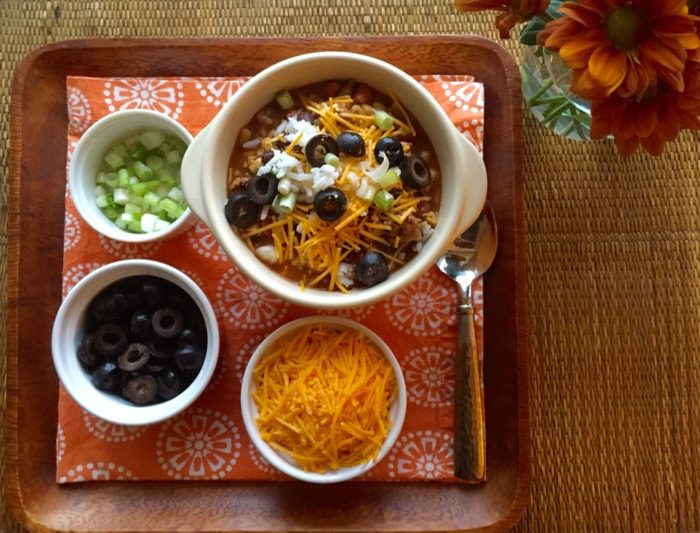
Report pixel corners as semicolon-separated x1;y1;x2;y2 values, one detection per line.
520;45;593;141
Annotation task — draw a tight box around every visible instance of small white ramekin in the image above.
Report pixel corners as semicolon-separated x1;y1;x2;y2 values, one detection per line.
51;259;219;426
240;316;407;483
69;109;195;243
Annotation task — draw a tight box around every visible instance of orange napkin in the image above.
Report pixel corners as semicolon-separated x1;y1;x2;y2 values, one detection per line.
57;75;485;483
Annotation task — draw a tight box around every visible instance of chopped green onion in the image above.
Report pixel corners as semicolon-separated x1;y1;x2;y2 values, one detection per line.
380;168;400;189
124;203;142;215
272;191;298;214
155;141;173;156
156;168;176;185
113;188;130;205
133;161;154;180
117;168;130;187
143;192;161;208
95;130;189;233
146;155;164;171
277;177;292;196
129;182;149;197
157;198;180;215
276;90;295;110
166;136;188;154
96;194;109;208
167;187;185;202
165;207;185;221
103;173;118;188
324;153;340;167
165;150;182;165
127;220;142;233
374;110;394;131
373;190;394;211
101;206;119;220
112;143;128;159
140;130;165;150
127;141;147;160
105;150;125;169
124;134;141;149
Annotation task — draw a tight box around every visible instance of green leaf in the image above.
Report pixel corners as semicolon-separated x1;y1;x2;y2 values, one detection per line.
519;0;565;46
520;18;546;46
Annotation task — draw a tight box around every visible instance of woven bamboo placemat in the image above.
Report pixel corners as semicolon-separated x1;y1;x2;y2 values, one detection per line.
2;1;699;531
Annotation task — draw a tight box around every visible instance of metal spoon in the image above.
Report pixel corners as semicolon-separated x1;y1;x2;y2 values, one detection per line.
436;202;498;479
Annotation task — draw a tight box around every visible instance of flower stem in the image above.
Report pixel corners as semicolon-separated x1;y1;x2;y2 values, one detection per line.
527;79;554;107
543;100;572;122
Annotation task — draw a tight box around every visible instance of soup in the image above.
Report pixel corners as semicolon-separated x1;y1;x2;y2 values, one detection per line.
225;80;441;292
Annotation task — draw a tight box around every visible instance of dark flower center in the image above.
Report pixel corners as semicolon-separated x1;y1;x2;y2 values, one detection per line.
604;7;644;50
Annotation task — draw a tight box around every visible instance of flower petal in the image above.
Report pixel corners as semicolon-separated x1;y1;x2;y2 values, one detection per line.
614;136;641;156
543;18;582;50
588;46;628;93
640;134;667;156
558;3;602;26
640;37;687;72
559;32;602;68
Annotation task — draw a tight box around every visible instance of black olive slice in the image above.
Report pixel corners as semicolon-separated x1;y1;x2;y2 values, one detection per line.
148;338;178;360
78;333;102;368
399;154;432;189
125;290;142;311
91;361;120;392
175;344;206;375
91;291;127;323
304;134;339;167
313;187;348;222
157;369;184;400
125;375;158;405
93;323;128;357
246;173;278;205
336;131;366;157
140;279;162;306
225;188;260;228
374;137;404;167
130;311;151;339
355;252;390;287
118;343;151;372
179;328;205;346
152;307;184;339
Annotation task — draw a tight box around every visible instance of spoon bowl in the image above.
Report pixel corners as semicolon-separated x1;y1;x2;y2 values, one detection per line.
436;201;498;479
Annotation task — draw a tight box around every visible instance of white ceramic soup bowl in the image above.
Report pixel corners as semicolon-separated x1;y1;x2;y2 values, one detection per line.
69;109;195;243
52;260;219;426
240;316;407;483
181;51;487;309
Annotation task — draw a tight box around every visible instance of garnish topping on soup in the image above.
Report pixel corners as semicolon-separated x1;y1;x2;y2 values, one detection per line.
225;80;440;292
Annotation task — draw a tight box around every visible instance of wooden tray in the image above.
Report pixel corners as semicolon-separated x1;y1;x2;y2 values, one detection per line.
6;36;528;532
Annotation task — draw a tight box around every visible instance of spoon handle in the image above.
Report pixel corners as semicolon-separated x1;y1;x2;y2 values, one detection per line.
454;289;486;479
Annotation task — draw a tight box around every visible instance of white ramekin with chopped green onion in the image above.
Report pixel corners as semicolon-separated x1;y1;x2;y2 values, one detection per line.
69;110;194;242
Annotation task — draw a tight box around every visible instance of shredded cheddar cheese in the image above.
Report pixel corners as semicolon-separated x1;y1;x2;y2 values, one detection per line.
252;324;398;472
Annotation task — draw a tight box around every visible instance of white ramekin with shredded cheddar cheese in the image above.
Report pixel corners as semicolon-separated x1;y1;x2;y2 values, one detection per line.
240;316;407;483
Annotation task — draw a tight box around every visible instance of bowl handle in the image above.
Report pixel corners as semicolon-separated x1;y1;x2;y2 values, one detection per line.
181;126;213;227
454;134;488;236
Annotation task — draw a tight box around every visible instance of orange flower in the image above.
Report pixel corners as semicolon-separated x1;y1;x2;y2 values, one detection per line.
454;0;549;38
540;0;700;99
589;61;700;155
